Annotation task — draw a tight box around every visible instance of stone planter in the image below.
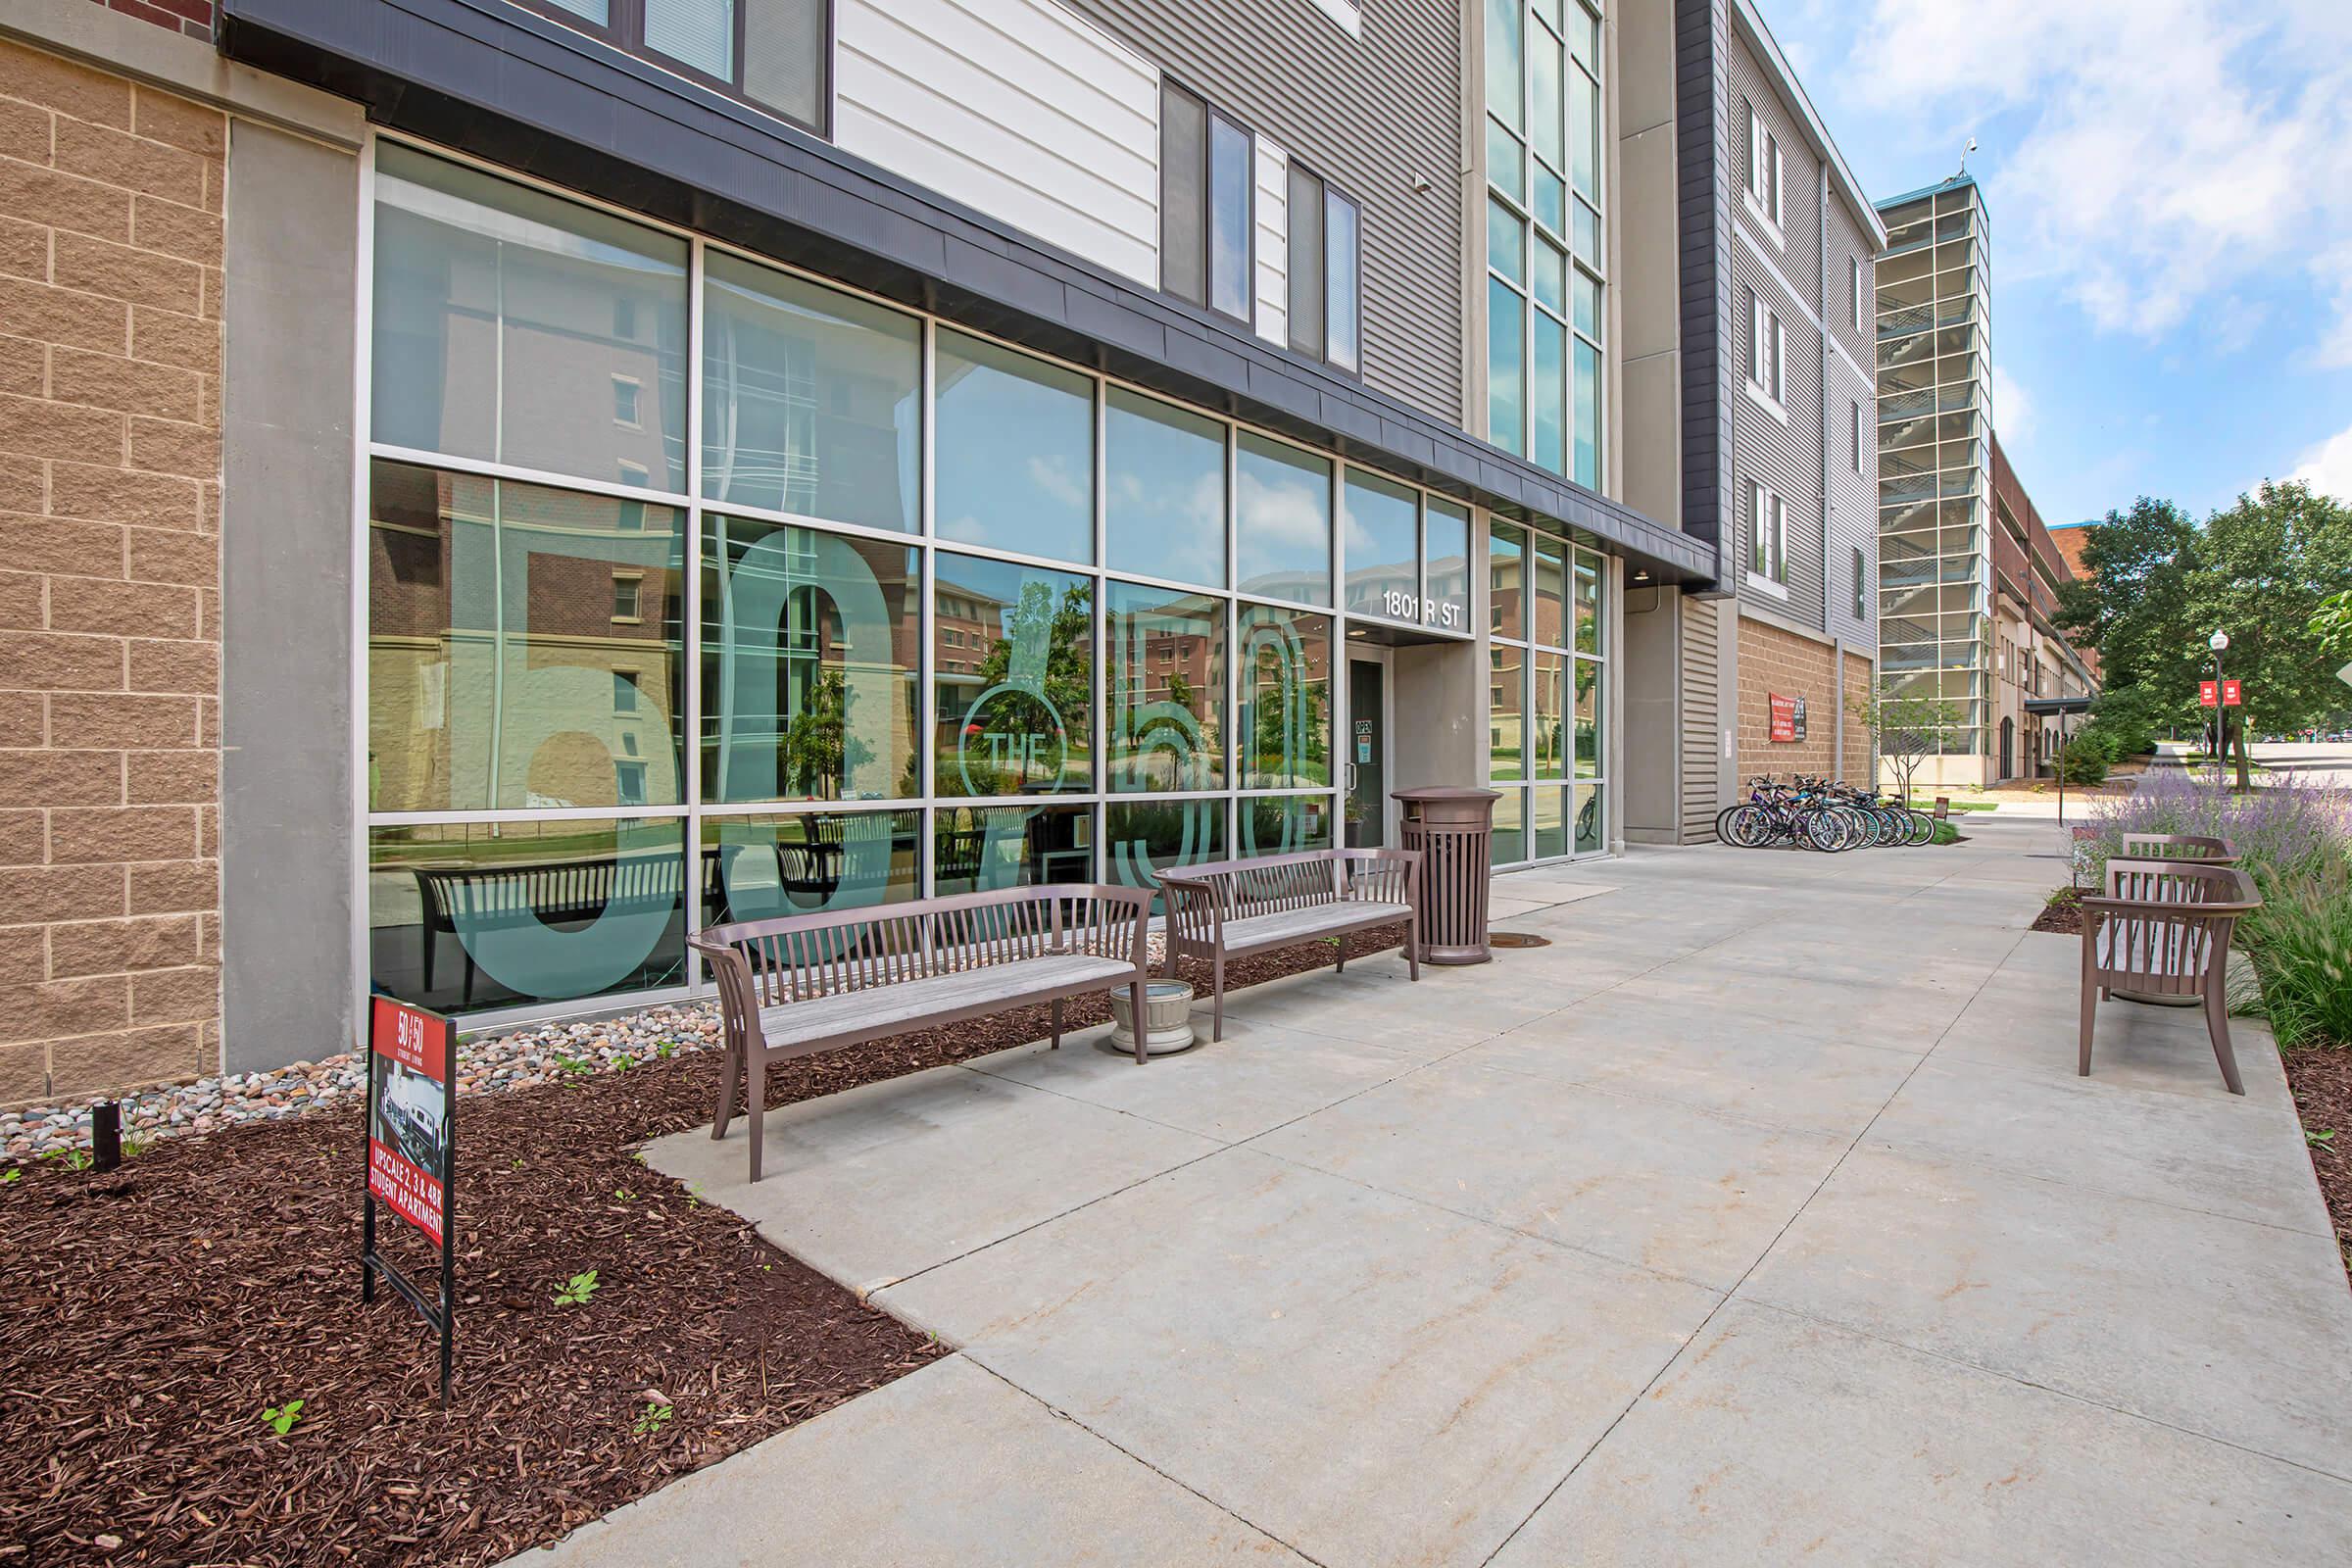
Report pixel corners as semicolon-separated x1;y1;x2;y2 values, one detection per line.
1107;981;1200;1055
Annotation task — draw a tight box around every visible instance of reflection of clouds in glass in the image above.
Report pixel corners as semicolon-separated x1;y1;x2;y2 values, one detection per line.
1238;470;1326;549
1026;455;1087;511
939;514;990;546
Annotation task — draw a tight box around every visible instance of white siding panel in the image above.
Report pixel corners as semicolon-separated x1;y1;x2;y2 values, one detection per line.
835;0;1160;286
1254;136;1289;348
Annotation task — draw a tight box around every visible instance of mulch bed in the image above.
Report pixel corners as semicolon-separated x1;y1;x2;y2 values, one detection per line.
2283;1049;2352;1281
2031;887;2084;935
0;930;1402;1567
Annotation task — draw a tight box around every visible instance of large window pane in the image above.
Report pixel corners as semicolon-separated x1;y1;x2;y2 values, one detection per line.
1533;652;1567;779
936;331;1094;564
1575;781;1604;855
1210;116;1252;320
646;0;733;78
1532;311;1565;475
1237;434;1333;605
1490;522;1527;638
1238;604;1332;788
1533;25;1564;169
701;253;919;531
1570;65;1598;202
1342;470;1417;620
1109;580;1226;792
1532;532;1567;646
1426;500;1470;632
1533;785;1567;860
369;817;686;1015
1490;646;1525;781
700;809;918;926
1488;120;1525;208
1490;787;1526;866
742;0;825;127
1485;0;1523;129
701;514;918;804
1574;337;1601;487
935;552;1094;796
1489;198;1526;285
368;461;683;814
1574;551;1602;654
1106;389;1226;586
1574;655;1602;777
934;805;1094;897
1326;191;1360;373
1488;278;1525;455
1287;164;1325;357
1241;794;1335;857
1107;798;1226;906
1161;83;1207;307
372;145;687;491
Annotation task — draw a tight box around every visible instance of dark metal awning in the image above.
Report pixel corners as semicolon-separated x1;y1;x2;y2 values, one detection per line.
2023;697;2094;717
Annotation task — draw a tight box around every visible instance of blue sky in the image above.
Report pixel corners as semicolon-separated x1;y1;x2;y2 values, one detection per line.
1758;0;2352;525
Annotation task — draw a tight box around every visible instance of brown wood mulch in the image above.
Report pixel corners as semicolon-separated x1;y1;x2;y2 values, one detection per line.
0;930;1401;1568
2283;1049;2352;1279
2031;888;2084;936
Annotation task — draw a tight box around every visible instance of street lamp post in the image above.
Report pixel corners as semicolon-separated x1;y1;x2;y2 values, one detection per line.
2209;630;2230;792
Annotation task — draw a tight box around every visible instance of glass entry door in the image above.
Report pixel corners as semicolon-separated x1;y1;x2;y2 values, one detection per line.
1346;654;1389;848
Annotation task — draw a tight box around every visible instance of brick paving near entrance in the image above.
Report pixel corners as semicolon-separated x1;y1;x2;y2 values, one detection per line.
520;817;2352;1567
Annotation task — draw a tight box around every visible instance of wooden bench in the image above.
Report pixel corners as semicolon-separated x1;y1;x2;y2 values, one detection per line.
689;885;1153;1181
2118;832;2239;865
1160;849;1420;1042
2079;858;2261;1095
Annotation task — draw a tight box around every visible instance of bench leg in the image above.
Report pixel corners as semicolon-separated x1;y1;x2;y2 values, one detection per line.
746;1046;766;1182
1335;944;1345;974
2078;938;2097;1078
710;1037;738;1143
2204;975;2245;1096
1130;978;1149;1065
1211;954;1225;1043
1051;997;1062;1051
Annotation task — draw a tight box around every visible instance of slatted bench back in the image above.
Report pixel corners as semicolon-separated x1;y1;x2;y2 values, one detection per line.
2120;833;2237;865
2090;860;2259;999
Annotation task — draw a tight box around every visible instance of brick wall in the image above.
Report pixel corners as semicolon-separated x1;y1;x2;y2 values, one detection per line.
1736;614;1873;784
1842;649;1873;784
0;37;223;1107
87;0;213;44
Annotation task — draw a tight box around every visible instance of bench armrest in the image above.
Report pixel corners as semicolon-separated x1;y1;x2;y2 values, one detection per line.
1158;873;1224;951
687;933;767;1054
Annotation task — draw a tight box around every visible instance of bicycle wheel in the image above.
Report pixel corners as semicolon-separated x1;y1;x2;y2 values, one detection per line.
1714;804;1748;845
1905;808;1936;847
1722;804;1771;848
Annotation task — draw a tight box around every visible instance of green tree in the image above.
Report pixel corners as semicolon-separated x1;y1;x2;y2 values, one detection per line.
778;667;870;799
1852;685;1968;803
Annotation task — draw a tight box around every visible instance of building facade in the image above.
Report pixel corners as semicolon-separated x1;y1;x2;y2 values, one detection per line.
1988;434;2100;778
1;0;1877;1102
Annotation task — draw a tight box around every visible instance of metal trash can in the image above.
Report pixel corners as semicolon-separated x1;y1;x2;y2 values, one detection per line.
1394;787;1501;965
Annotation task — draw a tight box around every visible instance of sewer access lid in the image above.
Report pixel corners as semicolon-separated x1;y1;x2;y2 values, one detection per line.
1489;931;1551;949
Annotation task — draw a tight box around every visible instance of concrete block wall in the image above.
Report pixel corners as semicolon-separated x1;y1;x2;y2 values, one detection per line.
1734;613;1872;784
0;35;224;1105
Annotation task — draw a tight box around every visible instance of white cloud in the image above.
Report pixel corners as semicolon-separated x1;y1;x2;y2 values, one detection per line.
2290;420;2352;503
1843;1;2352;354
1988;364;2033;445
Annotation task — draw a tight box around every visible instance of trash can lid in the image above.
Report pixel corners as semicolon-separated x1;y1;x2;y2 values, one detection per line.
1391;787;1503;801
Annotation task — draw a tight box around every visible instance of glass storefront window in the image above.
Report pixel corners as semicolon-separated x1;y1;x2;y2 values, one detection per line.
1532;786;1566;861
1107;798;1226;905
700;809;919;926
1425;500;1470;632
1575;781;1603;854
1488;277;1524;455
1532;534;1567;649
368;817;687;1013
1108;580;1226;792
1574;656;1601;777
368;460;685;814
1490;522;1526;638
1532;652;1568;780
934;552;1094;797
1236;434;1333;605
700;514;918;803
936;330;1094;564
1491;787;1526;866
1574;550;1601;653
1238;604;1333;789
701;252;920;532
1490;646;1526;781
1106;388;1227;587
372;145;688;492
1240;794;1335;857
1343;470;1418;621
933;804;1094;897
1573;337;1600;488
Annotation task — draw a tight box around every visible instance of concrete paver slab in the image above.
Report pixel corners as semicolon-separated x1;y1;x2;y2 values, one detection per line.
1492;1301;2352;1568
1253;1058;1847;1288
524;1355;1314;1568
877;1149;1720;1568
1742;1146;2352;1476
642;1065;1217;1296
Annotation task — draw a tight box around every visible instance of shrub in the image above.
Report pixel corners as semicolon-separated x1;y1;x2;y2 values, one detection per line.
2242;859;2352;1050
2083;767;2352;887
2086;684;2168;758
2054;737;2110;786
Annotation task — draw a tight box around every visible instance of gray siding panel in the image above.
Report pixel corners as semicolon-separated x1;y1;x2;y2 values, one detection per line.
1065;0;1463;426
1680;593;1722;840
1675;0;1729;565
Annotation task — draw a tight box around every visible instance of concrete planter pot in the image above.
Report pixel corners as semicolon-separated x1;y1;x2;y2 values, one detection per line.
1106;981;1200;1056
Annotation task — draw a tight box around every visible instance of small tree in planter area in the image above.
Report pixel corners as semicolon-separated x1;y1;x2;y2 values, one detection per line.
1852;686;1969;804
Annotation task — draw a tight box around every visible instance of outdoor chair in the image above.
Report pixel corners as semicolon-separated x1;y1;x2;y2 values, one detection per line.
2078;858;2262;1095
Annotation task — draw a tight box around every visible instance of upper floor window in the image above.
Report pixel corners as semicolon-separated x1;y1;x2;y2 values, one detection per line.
1850;401;1863;471
1745;288;1785;407
521;0;828;135
1848;255;1864;332
1748;479;1787;585
1852;546;1868;619
1161;81;1253;326
1745;101;1782;228
1287;164;1362;372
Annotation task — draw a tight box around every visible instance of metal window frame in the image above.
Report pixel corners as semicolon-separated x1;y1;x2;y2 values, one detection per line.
507;0;832;139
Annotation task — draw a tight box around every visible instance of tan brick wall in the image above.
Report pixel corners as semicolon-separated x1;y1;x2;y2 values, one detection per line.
0;37;221;1107
1841;650;1875;785
1735;615;1875;786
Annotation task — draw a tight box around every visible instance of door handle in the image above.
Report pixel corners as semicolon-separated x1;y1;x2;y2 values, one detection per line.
1346;761;1357;790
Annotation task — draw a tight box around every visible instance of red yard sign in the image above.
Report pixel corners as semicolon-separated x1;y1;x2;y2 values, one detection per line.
368;996;453;1245
1768;692;1798;743
2223;678;2242;707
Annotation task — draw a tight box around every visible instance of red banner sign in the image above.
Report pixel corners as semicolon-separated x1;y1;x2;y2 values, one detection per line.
2223;678;2242;707
368;997;452;1245
2199;680;2218;708
1769;692;1798;744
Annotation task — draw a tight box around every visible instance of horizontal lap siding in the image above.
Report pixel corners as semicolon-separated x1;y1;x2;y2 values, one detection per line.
834;0;1161;288
1680;594;1722;839
1062;0;1463;426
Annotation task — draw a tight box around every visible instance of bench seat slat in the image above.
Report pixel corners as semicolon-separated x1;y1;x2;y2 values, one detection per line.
1220;901;1414;954
756;952;1134;1047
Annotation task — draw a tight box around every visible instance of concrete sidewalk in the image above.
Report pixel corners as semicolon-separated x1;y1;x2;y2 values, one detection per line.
520;819;2352;1567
